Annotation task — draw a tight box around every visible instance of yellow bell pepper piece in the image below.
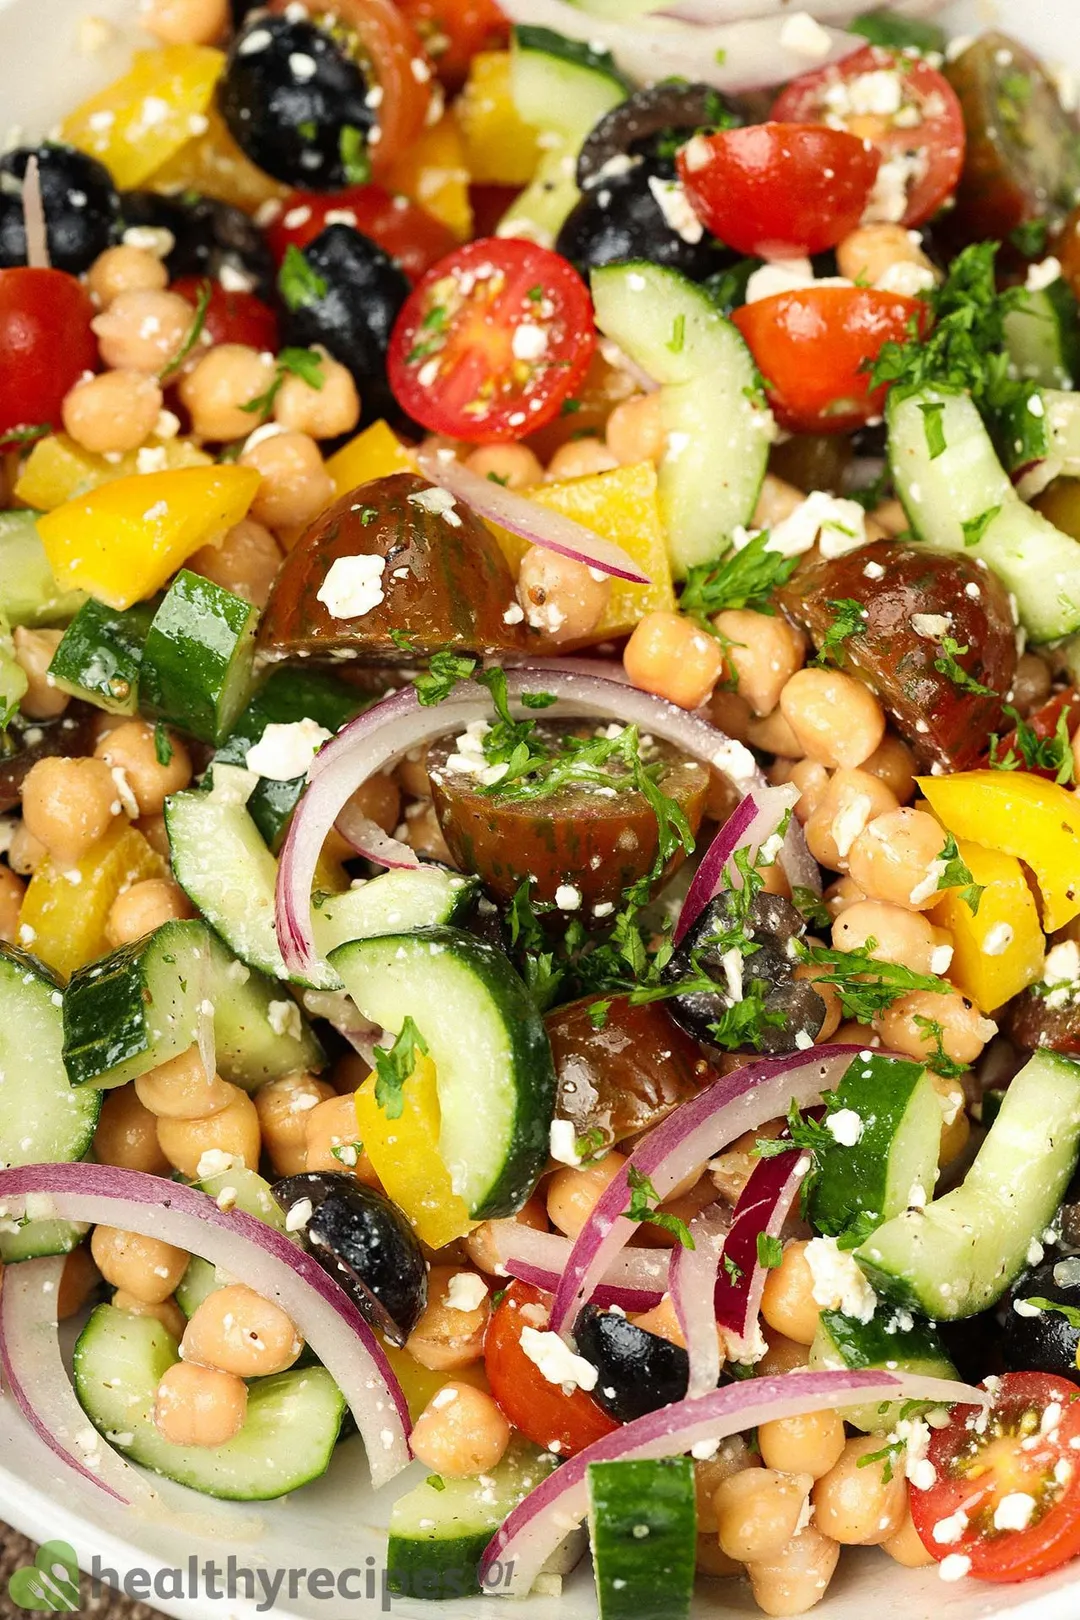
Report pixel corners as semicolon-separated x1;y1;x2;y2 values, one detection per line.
928;838;1045;1011
489;461;676;637
325;420;417;501
61;47;225;190
380;1344;491;1421
918;769;1080;933
146;104;288;214
15;433;212;514
36;465;261;610
18;823;167;981
386;113;473;240
456;52;540;186
354;1054;473;1249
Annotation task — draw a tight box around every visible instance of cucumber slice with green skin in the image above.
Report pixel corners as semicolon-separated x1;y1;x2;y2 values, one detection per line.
0;941;100;1167
140;570;259;746
388;1442;557;1600
848;7;946;54
855;1049;1080;1319
888;385;1080;641
586;1457;696;1620
47;596;157;715
0;614;27;726
330;927;556;1219
312;868;478;957
0;510;85;627
1004;281;1080;392
808;1054;940;1243
175;1168;293;1316
1000;387;1080;488
810;1308;957;1432
205;934;324;1087
591;261;772;577
73;1305;344;1500
0;1217;87;1264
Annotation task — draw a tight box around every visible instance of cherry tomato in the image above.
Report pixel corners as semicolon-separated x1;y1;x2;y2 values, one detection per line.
732;286;927;434
387;238;596;442
263;183;456;283
171;277;280;353
771;45;965;228
676;123;879;258
397;0;509;90
0;268;98;445
484;1281;619;1456
982;688;1080;779
910;1371;1080;1582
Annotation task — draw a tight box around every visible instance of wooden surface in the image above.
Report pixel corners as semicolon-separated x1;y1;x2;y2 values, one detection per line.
0;1524;163;1619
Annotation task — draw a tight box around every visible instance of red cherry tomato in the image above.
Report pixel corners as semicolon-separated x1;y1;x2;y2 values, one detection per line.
171;278;280;353
732;286;927;434
263;183;456;283
0;267;98;445
387;237;596;443
910;1372;1080;1582
771;45;965;228
676;123;879;258
484;1281;619;1457
397;0;509;90
982;688;1080;778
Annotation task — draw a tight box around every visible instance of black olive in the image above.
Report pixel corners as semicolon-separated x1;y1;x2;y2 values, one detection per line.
555;162;728;283
0;144;120;274
660;890;826;1056
272;1171;427;1345
120;190;276;302
576;82;743;190
279;224;410;408
1002;1256;1080;1378
218;14;375;191
574;1304;690;1421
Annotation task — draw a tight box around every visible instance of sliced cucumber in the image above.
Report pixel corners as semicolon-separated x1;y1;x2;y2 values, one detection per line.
0;510;85;627
856;1050;1080;1319
73;1304;344;1499
848;7;946;52
1001;386;1080;490
888;385;1080;641
312;868;477;957
1004;280;1080;391
47;596;157;715
205;933;324;1087
140;570;259;745
809;1055;941;1243
586;1457;696;1620
809;1307;957;1432
175;1167;293;1317
0;1217;87;1264
592;261;771;577
330;927;556;1219
0;613;27;722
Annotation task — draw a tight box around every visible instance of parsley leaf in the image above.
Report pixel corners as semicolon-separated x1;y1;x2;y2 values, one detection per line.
414;651;477;706
425;1473;447;1492
339;124;371;185
241;346;325;419
575;1126;607;1163
756;1232;783;1269
153;724;173;767
279;244;328;312
912;1014;970;1079
989;704;1076;785
622;1166;695;1249
812;598;866;668
791;886;833;931
722;1253;743;1284
919;399;947;459
0;422;50;447
933;636;995;697
960;505;1001;547
159;279;211;382
857;1437;903;1484
372;1017;429;1120
680;531;798;625
937;832;985;915
1022;1298;1080;1329
795;941;951;1023
667;313;686;354
587;999;611;1030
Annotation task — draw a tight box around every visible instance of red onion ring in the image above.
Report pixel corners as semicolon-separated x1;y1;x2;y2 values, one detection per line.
667;1202;728;1397
674;782;799;946
333;797;419;870
712;1146;809;1344
488;1220;670;1312
21;157;49;272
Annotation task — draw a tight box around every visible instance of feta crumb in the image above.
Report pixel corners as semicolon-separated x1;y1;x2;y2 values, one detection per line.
804;1236;876;1323
268;999;302;1041
745;257;818;305
444;1272;488;1313
519;1328;598;1392
1045;940;1080;985
555;884;582;911
1026;257;1063;293
549;1119;582;1166
317;553;387;619
511;323;548;361
245;717;331;781
994;1492;1037;1532
285;1197;313;1233
932;1508;968;1544
939;1554;971;1583
769;489;868;560
646;176;703;244
503;601;525;625
911;613;952;639
825;1108;863;1147
982;922;1013;957
196;1149;236;1180
778;11;833;60
408;486;461;527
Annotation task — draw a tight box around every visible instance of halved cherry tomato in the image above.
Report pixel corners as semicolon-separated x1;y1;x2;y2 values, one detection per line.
981;689;1080;779
397;0;509;90
732;286;927;434
0;268;98;445
772;45;965;228
171;277;280;353
263;183;456;283
676;123;880;258
387;237;596;442
484;1281;619;1456
910;1371;1080;1582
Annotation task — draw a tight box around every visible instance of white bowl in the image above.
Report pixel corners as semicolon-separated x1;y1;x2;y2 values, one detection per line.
1;2;1078;1615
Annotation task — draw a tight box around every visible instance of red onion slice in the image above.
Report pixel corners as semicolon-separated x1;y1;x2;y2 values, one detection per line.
416;451;651;585
483;1366;988;1595
488;1220;670;1312
0;1164;411;1488
333;797;419;870
21;156;50;272
674;782;799;946
668;1202;728;1397
548;1044;864;1337
712;1147;808;1344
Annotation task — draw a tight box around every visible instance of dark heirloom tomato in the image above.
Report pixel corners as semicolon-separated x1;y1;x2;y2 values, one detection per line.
484;1281;619;1456
732;287;927;434
780;542;1016;769
910;1372;1080;1582
172;277;280;353
676;123;879;259
427;725;708;909
263;183;455;283
0;707;98;813
257;471;526;663
1007;987;1080;1058
0;268;98;444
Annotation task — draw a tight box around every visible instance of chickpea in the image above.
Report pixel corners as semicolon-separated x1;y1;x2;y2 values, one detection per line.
861;732;916;805
832;900;947;975
544;437;618;482
182;1283;302;1377
136;814;171;859
882;1508;935;1567
1011;651;1053;717
877;985;995;1068
179;345;276;442
747;709;804;758
7;822;46;876
714;1468;814;1563
405;1264;490;1371
804;768;900;872
13;628;68;720
624;611;725;710
515;546;610;644
57;1245;101;1320
135;1046;234;1120
630;1295;688;1350
94;720;192;817
106;878;193;947
760;1240;820;1346
141;0;228;46
758;1411;846;1480
779;669;885;769
112;1289;187;1340
410;1380;511;1477
695;1536;742;1578
304;1091;365;1173
758;1329;811;1377
154;1360;248;1447
709;687;754;744
21;756;120;868
694;1437;761;1532
92;289;199;374
833;1020;880;1047
255;1072;334;1176
156;1085;261;1179
824;875;866;919
94;1084;171;1175
396;747;431;801
87;243;168;306
788;758;830;826
463;443;543;489
546;1151;627;1239
713;610;805;718
343;773;401;837
0;864;24;943
753;475;805;529
241;429;334;530
846;807;949;911
605;392;664;466
90;1225;188;1304
747;1525;840;1618
836;222;934;286
61;369;163;455
189;518;282;609
273;355;360;439
465;1195;548;1274
404;799;453;863
813;1435;908;1545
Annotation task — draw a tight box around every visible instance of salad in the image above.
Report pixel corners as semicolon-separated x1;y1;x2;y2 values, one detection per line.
4;0;1080;1614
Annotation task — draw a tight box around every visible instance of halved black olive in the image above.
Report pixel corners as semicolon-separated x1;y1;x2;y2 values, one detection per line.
0;706;99;814
574;1303;690;1421
120;191;276;302
272;1171;427;1345
1002;1256;1080;1378
555;163;728;282
0;144;120;274
576;82;742;190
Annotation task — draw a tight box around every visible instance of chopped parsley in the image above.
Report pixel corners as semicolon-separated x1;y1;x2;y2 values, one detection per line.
919;399;947;460
575;1126;607;1163
667;313;686;354
587;999;611;1030
756;1232;783;1270
722;1253;743;1285
795;940;951;1023
0;422;50;447
680;530;799;626
1021;1298;1080;1329
960;505;1001;547
159;279;211;382
372;1017;429;1120
937;833;985;915
153;724;173;767
812;598;866;668
989;704;1076;786
339;124;371;186
912;1014;969;1080
241;347;325;420
791;886;833;931
1009;218;1050;258
933;636;995;697
621;1166;694;1250
279;244;328;313
413;650;477;706
425;1474;447;1492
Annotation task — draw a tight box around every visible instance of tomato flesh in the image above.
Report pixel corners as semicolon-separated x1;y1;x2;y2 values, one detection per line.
0;268;98;445
677;123;879;258
397;0;509;90
910;1371;1080;1582
484;1281;619;1456
264;183;456;283
171;277;280;353
387;238;596;442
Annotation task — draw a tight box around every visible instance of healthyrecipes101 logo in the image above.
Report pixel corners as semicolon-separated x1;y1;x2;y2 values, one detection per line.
7;1541;80;1611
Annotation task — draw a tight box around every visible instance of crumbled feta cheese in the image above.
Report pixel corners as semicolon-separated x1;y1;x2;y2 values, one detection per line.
555;884;582;911
511;323;548;362
897;1416;935;1490
994;1492;1037;1532
769;490;868;559
804;1236;877;1323
196;1149;236;1180
503;601;525;625
876;260;937;298
864;152;925;225
745;257;818;305
122;224;174;259
908;857;947;906
932;1508;968;1545
846;70;904;117
646;177;703;244
939;1554;971;1583
245;717;331;781
1027;257;1063;293
929;944;954;975
549;1119;582;1166
778;11;833;60
981;922;1013;957
285;1197;313;1233
408;486;462;526
831;791;873;859
911;612;952;639
519;1328;598;1392
443;1272;488;1313
825;1108;863;1147
1044;941;1080;985
317;553;387;619
267;999;302;1041
442;720;509;787
720;947;744;1004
